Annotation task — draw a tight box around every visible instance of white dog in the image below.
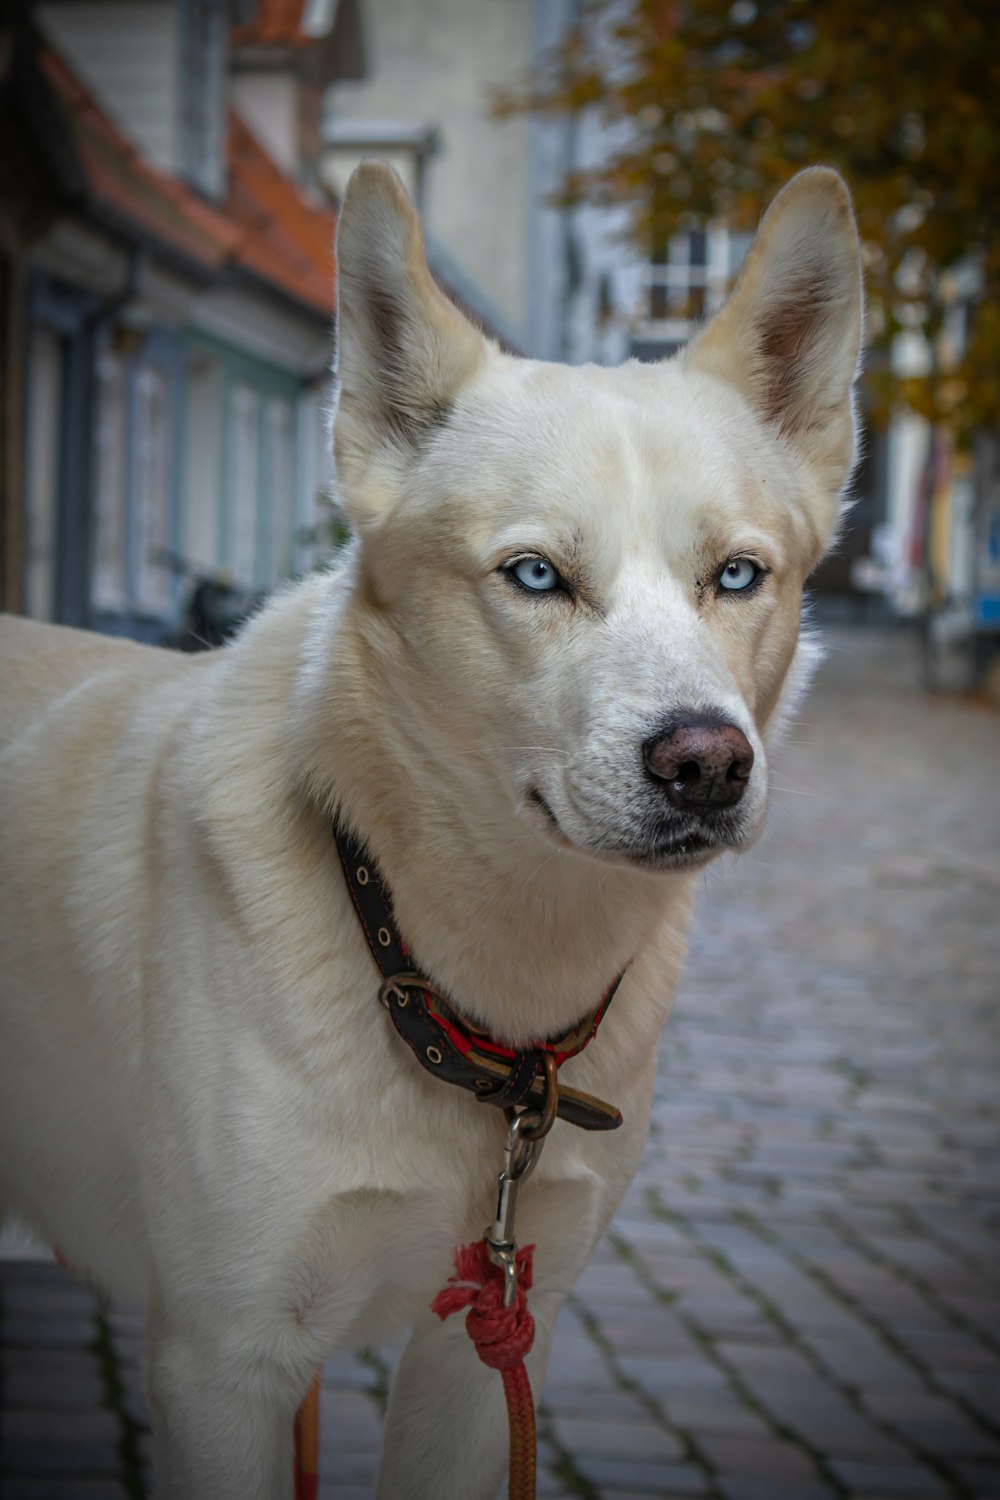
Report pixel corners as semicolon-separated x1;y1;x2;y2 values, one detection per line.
0;162;862;1498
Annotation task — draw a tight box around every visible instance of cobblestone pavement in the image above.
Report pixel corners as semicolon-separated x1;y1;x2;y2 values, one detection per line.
3;626;999;1500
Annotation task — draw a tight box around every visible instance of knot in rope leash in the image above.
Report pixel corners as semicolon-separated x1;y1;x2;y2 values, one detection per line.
433;1239;539;1500
432;1238;536;1368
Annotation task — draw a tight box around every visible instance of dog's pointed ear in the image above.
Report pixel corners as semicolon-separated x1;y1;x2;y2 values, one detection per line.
683;167;863;500
333;163;488;526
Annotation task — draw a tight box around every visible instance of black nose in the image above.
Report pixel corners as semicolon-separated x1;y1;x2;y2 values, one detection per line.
643;716;755;812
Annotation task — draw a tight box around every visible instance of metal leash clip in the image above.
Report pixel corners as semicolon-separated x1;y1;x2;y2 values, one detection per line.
485;1111;542;1307
485;1056;561;1307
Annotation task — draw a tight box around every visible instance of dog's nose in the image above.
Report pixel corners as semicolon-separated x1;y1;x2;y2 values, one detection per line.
643;717;755;812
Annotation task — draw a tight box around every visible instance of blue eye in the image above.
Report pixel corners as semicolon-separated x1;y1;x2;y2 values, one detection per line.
509;556;561;593
719;558;762;592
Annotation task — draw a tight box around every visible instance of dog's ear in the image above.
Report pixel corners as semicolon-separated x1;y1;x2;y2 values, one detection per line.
333;163;488;526
684;167;863;505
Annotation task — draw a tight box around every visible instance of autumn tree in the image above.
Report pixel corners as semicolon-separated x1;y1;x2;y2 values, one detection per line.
494;0;999;437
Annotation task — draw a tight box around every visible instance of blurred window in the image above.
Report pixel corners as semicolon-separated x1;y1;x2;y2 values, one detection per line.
91;352;127;614
24;327;62;622
293;388;335;576
183;350;222;575
644;228;747;334
228;383;260;587
133;364;172;616
265;398;295;581
179;0;225;197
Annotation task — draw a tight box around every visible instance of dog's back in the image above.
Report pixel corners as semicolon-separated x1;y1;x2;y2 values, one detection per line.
0;617;201;1292
0;615;176;749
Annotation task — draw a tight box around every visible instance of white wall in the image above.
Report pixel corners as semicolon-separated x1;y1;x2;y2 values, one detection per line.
328;0;533;345
39;3;180;172
231;73;299;176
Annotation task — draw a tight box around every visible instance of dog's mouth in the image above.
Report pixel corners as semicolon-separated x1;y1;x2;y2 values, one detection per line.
528;787;562;829
527;788;735;870
528;788;576;850
611;830;720;869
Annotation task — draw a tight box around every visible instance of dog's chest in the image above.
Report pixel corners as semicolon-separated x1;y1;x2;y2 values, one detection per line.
280;1173;491;1350
279;1135;608;1354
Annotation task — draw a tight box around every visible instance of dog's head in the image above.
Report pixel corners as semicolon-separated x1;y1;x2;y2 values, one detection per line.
331;164;862;871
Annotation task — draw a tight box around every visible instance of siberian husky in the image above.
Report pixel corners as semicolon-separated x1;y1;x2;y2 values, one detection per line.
0;162;862;1498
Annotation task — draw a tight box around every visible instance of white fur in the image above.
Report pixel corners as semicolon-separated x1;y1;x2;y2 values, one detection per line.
0;164;862;1499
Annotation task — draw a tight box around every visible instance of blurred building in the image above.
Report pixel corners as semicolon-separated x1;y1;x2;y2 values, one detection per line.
0;0;364;638
2;0;991;664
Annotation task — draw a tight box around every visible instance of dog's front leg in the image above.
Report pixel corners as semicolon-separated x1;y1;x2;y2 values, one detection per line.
375;1286;561;1500
146;1330;310;1500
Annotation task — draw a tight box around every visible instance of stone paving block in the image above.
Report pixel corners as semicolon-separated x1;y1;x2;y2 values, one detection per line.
695;1432;820;1481
319;1448;379;1484
319;1388;383;1448
551;1416;685;1461
1;1485;128;1500
666;1398;772;1439
0;1287;99;1318
320;1352;383;1393
0;1349;104;1381
543;1389;653;1423
2;1370;106;1411
713;1479;835;1500
802;1333;926;1389
1;1321;98;1350
684;1316;783;1347
827;1459;953;1494
955;1460;1000;1495
592;1315;690;1356
756;1396;910;1462
616;1354;734;1401
1;1411;119;1444
779;1303;871;1339
1;1441;122;1478
895;1328;1000;1367
575;1454;708;1493
911;1212;1000;1268
543;1361;621;1395
575;1264;652;1298
892;1419;1000;1461
534;1480;576;1500
859;1387;980;1424
598;1492;709;1500
0;1265;71;1289
941;1294;1000;1332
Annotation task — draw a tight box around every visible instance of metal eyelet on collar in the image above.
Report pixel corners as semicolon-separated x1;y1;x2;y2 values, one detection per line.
426;1046;443;1064
377;927;392;947
356;866;370;885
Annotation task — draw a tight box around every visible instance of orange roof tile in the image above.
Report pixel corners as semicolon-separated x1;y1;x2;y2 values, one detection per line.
226;111;336;315
232;0;316;48
39;43;336;318
40;44;238;272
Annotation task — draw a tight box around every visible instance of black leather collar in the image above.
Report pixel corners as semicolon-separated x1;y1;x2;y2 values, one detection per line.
334;821;624;1131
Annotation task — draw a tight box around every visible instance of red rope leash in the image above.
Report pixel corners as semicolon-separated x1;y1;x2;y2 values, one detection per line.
293;1372;321;1500
432;1239;538;1500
